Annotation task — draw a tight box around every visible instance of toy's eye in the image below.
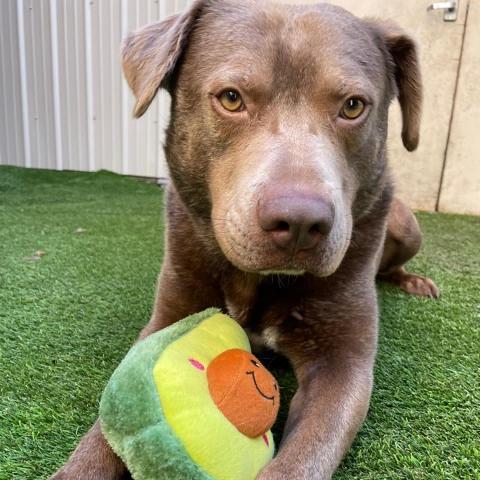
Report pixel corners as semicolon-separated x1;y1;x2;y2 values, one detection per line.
250;359;260;368
219;90;244;112
273;383;278;391
341;97;365;120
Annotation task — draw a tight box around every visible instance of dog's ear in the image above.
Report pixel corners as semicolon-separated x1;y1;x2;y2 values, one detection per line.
367;20;422;152
122;0;205;118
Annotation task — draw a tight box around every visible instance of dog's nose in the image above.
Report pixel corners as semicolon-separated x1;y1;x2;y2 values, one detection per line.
257;191;334;252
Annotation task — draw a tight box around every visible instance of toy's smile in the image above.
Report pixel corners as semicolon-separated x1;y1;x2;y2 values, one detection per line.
246;371;275;404
206;347;280;438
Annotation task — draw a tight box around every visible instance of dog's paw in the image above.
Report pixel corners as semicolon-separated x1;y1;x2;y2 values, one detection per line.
50;468;89;480
379;268;440;299
256;459;315;480
50;465;130;480
50;469;72;480
399;273;439;299
256;466;289;480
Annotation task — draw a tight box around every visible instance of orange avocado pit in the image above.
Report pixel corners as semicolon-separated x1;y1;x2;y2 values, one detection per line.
206;348;280;438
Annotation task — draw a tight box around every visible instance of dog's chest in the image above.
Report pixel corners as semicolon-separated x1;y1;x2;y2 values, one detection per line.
222;272;307;352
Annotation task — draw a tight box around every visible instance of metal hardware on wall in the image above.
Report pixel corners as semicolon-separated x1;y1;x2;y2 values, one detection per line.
427;1;459;21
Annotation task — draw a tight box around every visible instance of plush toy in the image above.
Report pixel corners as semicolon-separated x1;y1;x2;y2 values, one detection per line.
99;308;280;480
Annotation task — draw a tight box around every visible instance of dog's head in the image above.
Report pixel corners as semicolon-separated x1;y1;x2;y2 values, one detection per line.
123;0;421;277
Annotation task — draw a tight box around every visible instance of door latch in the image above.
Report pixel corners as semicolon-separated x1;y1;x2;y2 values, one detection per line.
427;1;458;21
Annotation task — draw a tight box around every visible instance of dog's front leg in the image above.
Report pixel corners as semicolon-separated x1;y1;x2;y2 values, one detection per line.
261;362;373;479
258;307;377;479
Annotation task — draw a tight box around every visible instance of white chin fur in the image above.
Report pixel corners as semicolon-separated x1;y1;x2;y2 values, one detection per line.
259;269;306;276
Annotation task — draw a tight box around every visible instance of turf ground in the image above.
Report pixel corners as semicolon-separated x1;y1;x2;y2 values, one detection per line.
0;166;479;479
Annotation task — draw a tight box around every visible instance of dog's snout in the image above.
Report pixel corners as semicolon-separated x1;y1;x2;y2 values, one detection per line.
257;190;335;252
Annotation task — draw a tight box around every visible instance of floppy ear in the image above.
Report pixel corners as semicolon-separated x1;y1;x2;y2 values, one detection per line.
367;20;422;152
122;0;205;118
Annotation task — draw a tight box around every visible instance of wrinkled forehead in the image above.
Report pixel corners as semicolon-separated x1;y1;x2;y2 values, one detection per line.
184;1;386;98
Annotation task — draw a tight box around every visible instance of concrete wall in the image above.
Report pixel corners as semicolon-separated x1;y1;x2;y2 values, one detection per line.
438;0;480;215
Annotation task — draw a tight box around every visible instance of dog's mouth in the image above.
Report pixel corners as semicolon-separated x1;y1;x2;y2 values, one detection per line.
218;217;354;278
211;194;352;278
221;237;343;278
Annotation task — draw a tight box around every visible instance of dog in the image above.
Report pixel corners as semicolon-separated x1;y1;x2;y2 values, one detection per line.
52;1;439;478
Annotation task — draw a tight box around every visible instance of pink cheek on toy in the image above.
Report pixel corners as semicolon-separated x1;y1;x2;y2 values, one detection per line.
189;358;205;371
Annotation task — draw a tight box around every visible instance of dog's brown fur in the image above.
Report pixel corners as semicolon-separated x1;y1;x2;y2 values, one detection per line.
52;1;438;479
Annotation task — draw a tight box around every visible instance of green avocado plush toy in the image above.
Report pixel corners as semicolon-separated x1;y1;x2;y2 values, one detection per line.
99;308;280;480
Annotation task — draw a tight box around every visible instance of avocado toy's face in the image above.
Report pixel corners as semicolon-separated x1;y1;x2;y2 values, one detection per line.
206;349;280;439
152;313;279;480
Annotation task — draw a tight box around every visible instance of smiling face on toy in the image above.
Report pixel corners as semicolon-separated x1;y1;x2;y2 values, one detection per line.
204;349;280;439
148;313;279;480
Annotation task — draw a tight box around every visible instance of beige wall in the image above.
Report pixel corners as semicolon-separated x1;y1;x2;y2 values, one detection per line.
438;0;480;215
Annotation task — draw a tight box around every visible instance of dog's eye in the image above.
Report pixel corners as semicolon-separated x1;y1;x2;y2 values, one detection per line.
219;90;244;112
341;98;365;120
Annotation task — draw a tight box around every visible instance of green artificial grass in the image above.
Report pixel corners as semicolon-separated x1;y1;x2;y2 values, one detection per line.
0;165;479;479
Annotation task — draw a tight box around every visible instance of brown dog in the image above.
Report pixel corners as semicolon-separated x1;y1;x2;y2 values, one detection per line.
52;1;439;479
